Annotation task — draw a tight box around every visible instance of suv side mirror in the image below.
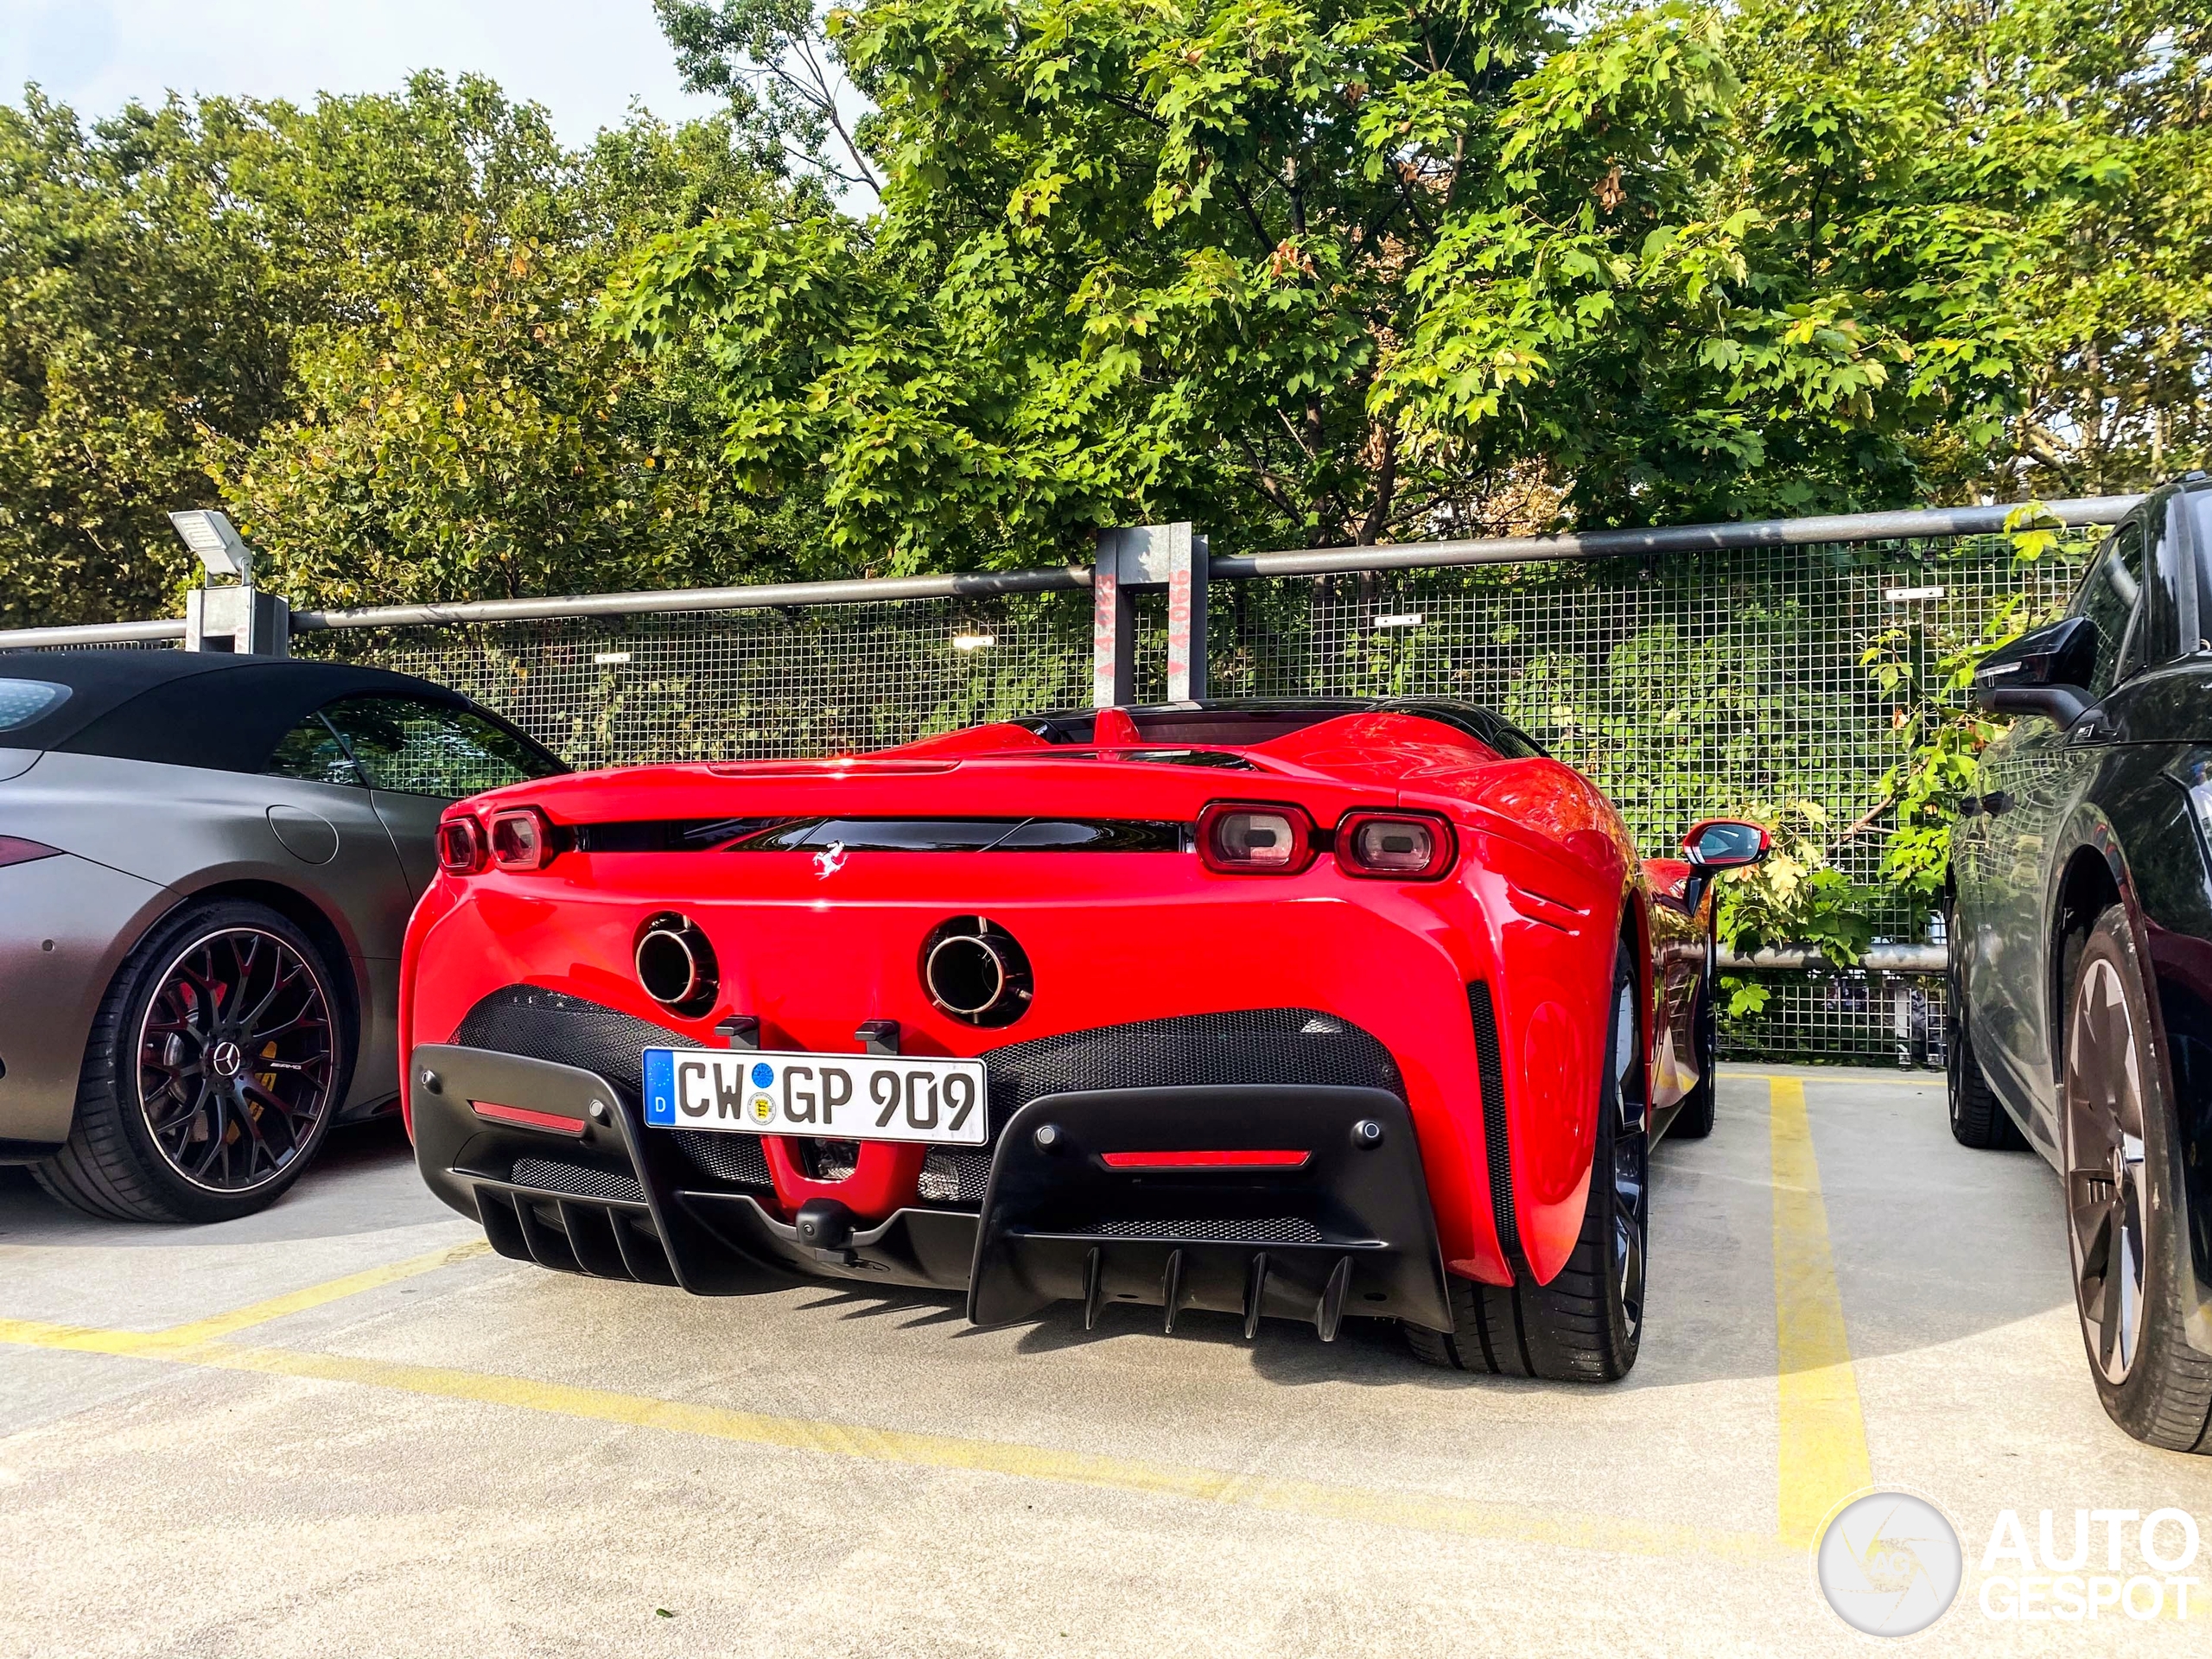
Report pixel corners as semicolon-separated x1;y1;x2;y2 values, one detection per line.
1679;818;1770;912
1972;617;2095;728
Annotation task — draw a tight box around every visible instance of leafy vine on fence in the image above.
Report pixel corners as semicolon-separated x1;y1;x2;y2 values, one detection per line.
1714;503;2093;1022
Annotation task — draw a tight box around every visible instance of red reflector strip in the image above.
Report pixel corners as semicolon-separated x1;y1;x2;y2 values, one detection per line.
1099;1149;1311;1170
469;1100;585;1136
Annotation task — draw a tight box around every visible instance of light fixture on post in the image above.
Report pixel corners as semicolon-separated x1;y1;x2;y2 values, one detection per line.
170;510;288;656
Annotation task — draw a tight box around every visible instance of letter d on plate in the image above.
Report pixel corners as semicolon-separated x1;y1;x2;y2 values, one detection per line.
644;1048;675;1125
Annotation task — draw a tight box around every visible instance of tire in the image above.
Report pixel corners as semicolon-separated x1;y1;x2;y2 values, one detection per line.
1669;931;1719;1141
34;899;352;1224
1945;893;2027;1151
1407;935;1647;1382
2058;905;2212;1453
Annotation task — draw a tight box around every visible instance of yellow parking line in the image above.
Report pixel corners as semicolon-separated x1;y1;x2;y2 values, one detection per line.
0;1239;490;1361
0;1313;1792;1566
156;1238;492;1346
1770;1077;1872;1547
4;1126;1881;1566
1725;1070;1938;1090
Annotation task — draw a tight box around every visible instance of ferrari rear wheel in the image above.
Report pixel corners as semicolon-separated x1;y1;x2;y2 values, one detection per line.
1407;936;1647;1382
2060;906;2212;1452
34;898;352;1224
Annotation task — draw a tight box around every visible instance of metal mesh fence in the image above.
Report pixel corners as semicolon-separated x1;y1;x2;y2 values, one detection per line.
302;596;1095;767
280;526;2090;1067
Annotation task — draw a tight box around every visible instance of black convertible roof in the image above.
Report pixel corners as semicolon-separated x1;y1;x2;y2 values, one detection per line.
0;650;470;772
1012;698;1550;758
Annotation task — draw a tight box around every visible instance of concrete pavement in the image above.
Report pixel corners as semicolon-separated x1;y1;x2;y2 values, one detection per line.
1;1068;2208;1656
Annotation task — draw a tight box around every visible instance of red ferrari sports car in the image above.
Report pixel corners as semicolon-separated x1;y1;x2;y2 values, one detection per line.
402;699;1766;1381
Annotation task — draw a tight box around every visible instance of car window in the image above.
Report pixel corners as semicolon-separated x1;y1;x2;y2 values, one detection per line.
2070;521;2144;698
0;679;70;733
315;696;564;798
2187;486;2212;653
264;715;366;787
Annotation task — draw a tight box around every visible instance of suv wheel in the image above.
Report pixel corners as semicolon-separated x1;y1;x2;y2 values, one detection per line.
2059;905;2212;1452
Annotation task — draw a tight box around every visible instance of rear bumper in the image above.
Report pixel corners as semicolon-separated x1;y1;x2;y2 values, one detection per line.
410;1041;1454;1337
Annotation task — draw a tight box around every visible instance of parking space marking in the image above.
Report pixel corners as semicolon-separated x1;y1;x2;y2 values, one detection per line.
1769;1076;1873;1547
154;1238;491;1346
0;1239;489;1359
0;1312;1794;1566
1727;1070;1938;1091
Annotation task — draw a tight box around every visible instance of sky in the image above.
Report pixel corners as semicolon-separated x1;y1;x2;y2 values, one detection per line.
0;0;723;145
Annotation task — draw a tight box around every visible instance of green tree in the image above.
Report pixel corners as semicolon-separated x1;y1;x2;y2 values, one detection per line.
213;79;800;605
0;73;799;626
611;0;2212;577
0;92;288;626
1724;1;2212;502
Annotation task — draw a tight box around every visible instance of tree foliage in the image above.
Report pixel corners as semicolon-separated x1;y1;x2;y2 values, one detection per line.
3;2;2208;623
605;0;2212;578
0;91;288;626
0;74;797;626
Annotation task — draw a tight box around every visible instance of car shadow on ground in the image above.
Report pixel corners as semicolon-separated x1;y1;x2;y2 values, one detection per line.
778;1111;2078;1395
0;1083;2076;1397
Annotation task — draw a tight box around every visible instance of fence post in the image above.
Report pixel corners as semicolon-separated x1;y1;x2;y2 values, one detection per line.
182;587;289;656
1093;523;1209;706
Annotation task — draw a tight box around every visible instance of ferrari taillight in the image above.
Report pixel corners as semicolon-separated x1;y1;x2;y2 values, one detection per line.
1335;811;1455;880
1197;802;1316;874
435;817;486;876
486;806;557;871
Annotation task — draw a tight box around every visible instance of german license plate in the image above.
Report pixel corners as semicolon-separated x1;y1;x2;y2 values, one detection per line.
640;1048;988;1146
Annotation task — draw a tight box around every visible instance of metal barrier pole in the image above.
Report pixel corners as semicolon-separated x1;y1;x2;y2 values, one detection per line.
1093;523;1209;705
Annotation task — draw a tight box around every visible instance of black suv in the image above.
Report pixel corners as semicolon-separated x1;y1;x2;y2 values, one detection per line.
1948;474;2212;1452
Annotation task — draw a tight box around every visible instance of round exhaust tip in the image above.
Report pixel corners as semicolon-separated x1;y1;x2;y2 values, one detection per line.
921;916;1032;1027
635;912;718;1017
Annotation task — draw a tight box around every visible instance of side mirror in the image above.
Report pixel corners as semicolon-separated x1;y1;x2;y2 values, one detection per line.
1678;819;1770;913
1971;617;2094;728
1682;818;1771;871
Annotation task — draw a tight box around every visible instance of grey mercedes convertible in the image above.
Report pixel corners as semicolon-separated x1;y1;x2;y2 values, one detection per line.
0;651;563;1222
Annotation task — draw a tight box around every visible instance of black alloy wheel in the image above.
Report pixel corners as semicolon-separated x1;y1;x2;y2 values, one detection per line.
137;926;338;1192
2058;905;2212;1452
1406;935;1648;1382
35;899;352;1224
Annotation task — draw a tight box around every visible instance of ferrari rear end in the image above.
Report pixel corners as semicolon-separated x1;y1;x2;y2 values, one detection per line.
401;706;1628;1344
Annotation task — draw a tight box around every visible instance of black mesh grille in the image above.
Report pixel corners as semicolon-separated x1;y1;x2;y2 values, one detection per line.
919;1149;992;1205
671;1130;773;1188
1467;982;1520;1263
1090;1217;1324;1243
509;1157;646;1204
452;986;681;1102
980;1007;1401;1140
